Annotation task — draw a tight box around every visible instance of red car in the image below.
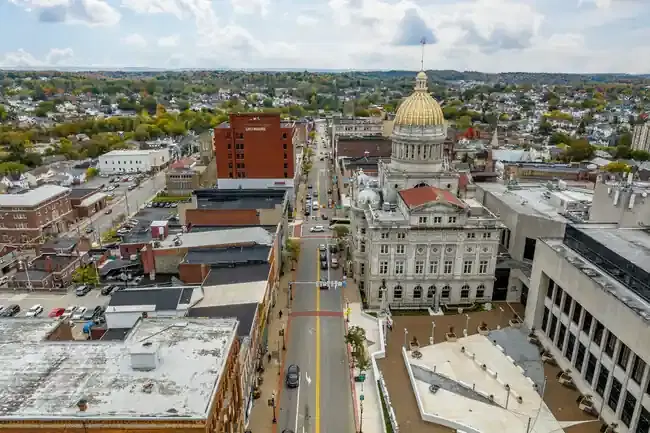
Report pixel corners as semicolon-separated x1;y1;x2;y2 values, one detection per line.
48;307;65;318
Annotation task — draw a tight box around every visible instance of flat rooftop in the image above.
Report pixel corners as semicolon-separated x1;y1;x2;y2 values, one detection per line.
183;244;270;265
479;183;593;221
0;317;238;419
197;281;267;307
203;263;270;285
574;225;650;274
407;333;564;433
0;184;69;208
193;188;286;210
155;226;273;250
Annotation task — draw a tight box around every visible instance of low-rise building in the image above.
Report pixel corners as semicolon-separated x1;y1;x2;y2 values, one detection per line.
0;184;73;246
0;317;243;433
166;157;210;195
9;252;87;290
68;187;107;219
98;148;171;174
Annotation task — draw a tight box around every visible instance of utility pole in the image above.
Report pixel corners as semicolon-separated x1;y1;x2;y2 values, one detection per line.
124;191;131;216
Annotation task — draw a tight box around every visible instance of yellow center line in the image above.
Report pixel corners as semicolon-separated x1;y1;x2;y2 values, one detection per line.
315;248;321;433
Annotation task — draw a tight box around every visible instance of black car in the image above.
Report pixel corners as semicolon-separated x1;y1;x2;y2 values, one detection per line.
285;364;300;388
319;277;329;290
2;304;20;317
320;260;328;270
101;285;116;295
319;252;327;261
82;306;104;321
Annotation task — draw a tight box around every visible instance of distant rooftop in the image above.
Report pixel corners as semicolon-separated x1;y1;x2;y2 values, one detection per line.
155;227;273;250
100;149;168;157
0;184;69;207
478;182;593;221
184;244;270;265
203;263;271;286
69;187;99;199
0;317;238;419
107;286;198;312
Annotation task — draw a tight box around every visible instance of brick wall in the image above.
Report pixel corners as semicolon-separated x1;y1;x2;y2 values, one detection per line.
179;263;209;284
185;209;259;226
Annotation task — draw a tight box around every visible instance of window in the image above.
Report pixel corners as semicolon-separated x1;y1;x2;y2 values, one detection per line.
379;261;388;275
476;284;485;298
228;163;233;168
429;261;438;274
284;172;289;178
637;407;650;433
433;216;442;223
565;333;576;361
378;287;383;299
482;232;491;239
608;378;622;411
397;232;406;240
396;245;405;254
448;216;457;223
360;242;365;253
562;293;572;315
283;143;287;150
413;285;423;299
631;355;646;384
549;316;558;340
284;163;288;169
444;260;453;274
575;343;586;373
284;152;288;159
418;216;428;224
460;285;470;299
618;343;631;369
381;232;389;239
585;353;597;385
427;286;436;299
604;331;617;358
282;132;287;139
380;244;389;254
621;392;637;427
557;324;566;349
523;237;537;260
415;261;424;274
360;264;365;275
554;286;563;307
582;311;593;334
467;232;476;239
572;303;582;325
463;260;473;274
395;261;404;275
393;285;403;299
546;280;554;299
542;307;549;332
441;285;451;299
596;365;609;397
479;260;488;274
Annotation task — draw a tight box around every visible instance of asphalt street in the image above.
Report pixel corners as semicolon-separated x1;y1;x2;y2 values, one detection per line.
277;126;355;433
65;171;167;242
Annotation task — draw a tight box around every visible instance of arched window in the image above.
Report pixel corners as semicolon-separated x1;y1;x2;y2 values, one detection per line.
393;284;403;300
413;285;423;299
460;284;470;299
441;285;451;299
476;284;486;298
415;182;428;188
427;285;436;299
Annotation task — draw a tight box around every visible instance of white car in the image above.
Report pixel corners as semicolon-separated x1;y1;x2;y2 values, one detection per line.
25;304;44;317
61;305;78;319
71;307;87;321
310;225;325;233
0;275;9;285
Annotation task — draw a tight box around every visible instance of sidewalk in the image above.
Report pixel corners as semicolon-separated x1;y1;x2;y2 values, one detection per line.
346;301;385;433
247;267;293;433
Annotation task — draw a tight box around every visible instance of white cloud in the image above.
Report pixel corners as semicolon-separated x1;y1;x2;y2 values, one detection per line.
158;34;180;47
231;0;270;16
122;33;148;49
11;0;120;26
296;15;318;26
0;47;74;67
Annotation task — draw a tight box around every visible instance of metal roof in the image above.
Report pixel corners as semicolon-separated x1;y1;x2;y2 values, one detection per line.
0;185;69;207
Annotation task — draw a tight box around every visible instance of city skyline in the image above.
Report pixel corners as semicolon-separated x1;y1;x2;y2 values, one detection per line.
1;0;650;73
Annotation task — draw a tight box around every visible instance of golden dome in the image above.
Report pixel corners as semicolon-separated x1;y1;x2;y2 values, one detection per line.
394;71;445;127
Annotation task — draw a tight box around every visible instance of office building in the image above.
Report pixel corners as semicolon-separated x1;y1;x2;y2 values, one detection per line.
98;148;171;174
632;123;650;153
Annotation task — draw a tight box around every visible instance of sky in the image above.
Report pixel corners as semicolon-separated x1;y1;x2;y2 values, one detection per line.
0;0;649;73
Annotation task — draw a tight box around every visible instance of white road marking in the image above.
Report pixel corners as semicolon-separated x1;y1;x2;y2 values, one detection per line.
295;375;301;433
305;373;311;385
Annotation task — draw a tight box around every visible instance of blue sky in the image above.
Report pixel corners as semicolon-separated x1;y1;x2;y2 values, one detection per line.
1;0;649;73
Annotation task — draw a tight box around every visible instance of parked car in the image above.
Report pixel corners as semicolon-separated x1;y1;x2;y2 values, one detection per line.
61;305;77;319
310;225;325;233
105;208;113;215
318;244;327;252
1;304;20;317
0;275;9;285
319;277;329;290
85;226;94;233
285;364;300;388
82;306;103;321
48;307;65;318
330;258;339;269
75;285;92;296
72;307;87;321
25;304;44;317
320;260;328;270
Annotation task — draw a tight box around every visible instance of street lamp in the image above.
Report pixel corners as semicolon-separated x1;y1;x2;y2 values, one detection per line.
281;324;286;351
498;306;504;329
270;391;277;424
465;314;470;337
359;397;364;433
430;321;436;345
403;328;408;350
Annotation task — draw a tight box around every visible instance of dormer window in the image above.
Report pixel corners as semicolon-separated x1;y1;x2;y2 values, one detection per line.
433;216;442;223
448;216;457;224
418;216;428;224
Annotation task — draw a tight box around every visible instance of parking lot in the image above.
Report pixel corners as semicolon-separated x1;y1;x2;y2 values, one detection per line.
0;287;111;319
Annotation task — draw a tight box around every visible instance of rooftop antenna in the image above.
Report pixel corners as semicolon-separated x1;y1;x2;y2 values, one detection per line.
420;37;426;71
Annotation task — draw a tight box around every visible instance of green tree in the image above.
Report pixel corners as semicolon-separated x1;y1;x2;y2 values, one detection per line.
345;326;371;374
605;162;631;173
284;239;301;270
0;161;28;175
72;265;99;286
86;167;99;178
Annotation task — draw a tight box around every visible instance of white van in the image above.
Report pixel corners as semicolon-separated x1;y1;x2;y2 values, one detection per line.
312;201;319;211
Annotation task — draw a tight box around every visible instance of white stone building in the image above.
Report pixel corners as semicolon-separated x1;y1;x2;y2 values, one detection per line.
632;123;650;153
98;148;171;174
347;71;502;309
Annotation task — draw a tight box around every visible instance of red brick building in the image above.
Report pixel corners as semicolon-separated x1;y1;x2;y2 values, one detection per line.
213;113;296;190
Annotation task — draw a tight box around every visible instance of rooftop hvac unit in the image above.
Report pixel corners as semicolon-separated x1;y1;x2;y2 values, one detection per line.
130;342;160;371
